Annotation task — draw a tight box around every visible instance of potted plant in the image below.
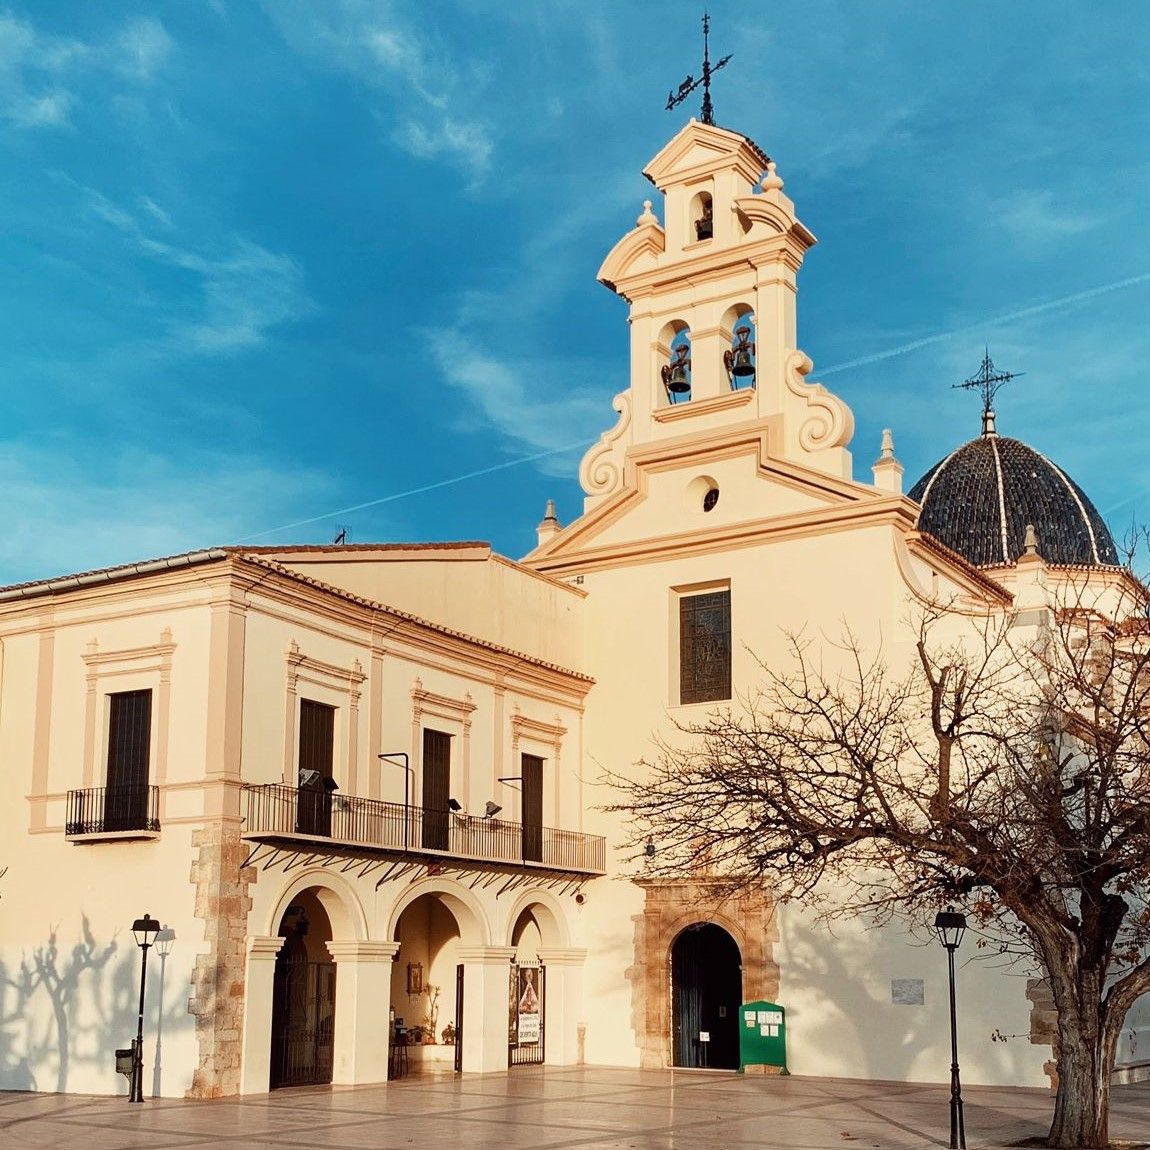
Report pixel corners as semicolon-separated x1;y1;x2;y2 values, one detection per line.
441;1021;456;1045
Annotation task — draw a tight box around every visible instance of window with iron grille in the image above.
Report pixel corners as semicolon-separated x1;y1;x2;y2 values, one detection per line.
679;589;731;704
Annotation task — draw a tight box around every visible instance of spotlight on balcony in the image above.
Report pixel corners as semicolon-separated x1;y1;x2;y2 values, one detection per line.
484;801;502;818
448;798;463;812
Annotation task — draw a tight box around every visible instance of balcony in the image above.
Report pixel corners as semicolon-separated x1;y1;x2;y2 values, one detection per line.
242;783;606;874
66;785;161;841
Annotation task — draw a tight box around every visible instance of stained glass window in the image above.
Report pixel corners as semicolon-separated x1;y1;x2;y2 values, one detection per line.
679;589;731;704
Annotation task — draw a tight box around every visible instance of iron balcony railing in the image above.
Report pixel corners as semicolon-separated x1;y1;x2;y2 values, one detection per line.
66;785;161;836
243;783;606;874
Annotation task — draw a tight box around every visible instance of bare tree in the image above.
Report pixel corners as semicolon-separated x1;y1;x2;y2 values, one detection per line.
606;581;1150;1149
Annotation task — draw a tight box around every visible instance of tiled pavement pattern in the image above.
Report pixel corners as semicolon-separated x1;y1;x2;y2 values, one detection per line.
2;1068;1148;1150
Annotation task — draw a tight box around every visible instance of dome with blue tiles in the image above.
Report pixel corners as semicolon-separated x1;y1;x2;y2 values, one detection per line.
908;413;1118;568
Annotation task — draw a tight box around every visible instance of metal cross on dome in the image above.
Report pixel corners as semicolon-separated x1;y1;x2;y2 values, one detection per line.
953;349;1024;433
665;12;732;126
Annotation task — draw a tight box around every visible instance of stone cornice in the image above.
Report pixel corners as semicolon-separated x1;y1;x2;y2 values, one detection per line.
456;945;516;965
325;940;399;962
652;387;756;424
604;233;808;303
537;422;883;568
535;947;589;967
529;496;921;579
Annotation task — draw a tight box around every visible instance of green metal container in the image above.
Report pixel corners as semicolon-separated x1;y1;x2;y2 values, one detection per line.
738;1000;789;1074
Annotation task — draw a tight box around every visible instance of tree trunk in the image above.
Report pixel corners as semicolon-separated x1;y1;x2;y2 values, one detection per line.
1047;1010;1111;1148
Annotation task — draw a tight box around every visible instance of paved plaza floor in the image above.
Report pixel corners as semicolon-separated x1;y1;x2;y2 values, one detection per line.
2;1067;1148;1150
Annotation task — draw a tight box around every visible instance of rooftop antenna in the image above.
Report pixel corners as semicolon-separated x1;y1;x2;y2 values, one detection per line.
952;348;1024;436
665;11;732;126
332;526;350;545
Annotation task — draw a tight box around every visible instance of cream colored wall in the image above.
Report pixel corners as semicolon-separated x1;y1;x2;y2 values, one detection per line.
265;551;586;672
584;448;841;552
0;561;592;1097
1118;994;1150;1070
236;580;587;818
0;579;225;1097
566;515;1049;1087
775;902;1042;1084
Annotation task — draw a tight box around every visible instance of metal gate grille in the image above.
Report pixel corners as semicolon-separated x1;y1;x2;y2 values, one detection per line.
508;962;545;1067
271;956;336;1087
454;963;464;1073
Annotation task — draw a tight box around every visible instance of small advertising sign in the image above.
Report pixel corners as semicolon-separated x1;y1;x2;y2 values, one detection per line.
516;967;541;1045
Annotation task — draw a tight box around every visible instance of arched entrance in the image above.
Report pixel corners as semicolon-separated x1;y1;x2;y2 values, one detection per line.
270;889;336;1087
671;923;742;1069
509;907;546;1067
393;894;463;1069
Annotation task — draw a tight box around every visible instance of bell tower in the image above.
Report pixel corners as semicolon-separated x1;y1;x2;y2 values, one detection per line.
579;120;854;511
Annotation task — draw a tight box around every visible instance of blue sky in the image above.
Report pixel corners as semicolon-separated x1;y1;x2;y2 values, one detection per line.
0;1;1147;583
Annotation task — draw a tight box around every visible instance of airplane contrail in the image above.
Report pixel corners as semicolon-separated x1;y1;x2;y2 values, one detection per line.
818;273;1150;377
241;272;1148;540
239;440;590;542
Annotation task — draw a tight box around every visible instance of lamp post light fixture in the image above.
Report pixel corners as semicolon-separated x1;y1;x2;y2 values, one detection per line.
934;906;968;1150
129;913;161;1104
378;752;412;850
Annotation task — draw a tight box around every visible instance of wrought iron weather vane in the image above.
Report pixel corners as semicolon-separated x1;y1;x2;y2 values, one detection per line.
953;348;1024;435
666;12;732;126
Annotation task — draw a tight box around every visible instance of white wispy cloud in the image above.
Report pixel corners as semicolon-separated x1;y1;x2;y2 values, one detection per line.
424;174;639;475
0;10;82;128
996;188;1102;246
0;10;171;130
82;187;313;355
0;441;337;585
396;116;492;173
115;17;172;83
261;0;494;179
429;329;601;459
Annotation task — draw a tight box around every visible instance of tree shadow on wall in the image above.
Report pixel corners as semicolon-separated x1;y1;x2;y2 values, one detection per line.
777;915;1050;1137
0;916;117;1092
0;916;186;1095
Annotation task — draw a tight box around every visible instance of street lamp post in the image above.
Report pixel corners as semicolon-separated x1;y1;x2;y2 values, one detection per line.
934;906;967;1150
129;913;161;1104
378;752;412;850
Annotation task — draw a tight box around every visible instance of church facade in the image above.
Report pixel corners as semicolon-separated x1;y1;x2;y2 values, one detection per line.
0;120;1146;1098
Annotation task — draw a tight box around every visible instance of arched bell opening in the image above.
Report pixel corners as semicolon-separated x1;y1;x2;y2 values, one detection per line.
670;922;742;1070
270;888;336;1088
722;306;757;390
393;893;463;1049
659;322;692;405
690;189;714;242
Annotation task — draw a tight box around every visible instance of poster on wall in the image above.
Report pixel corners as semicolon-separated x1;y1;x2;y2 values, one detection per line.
516;967;541;1045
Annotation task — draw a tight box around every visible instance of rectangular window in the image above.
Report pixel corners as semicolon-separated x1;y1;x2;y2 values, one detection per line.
105;689;152;830
521;753;544;863
422;728;452;851
679;589;731;704
296;699;335;836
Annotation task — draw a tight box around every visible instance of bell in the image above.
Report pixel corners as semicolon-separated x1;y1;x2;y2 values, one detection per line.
730;349;755;378
662;347;692;396
694;215;713;241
